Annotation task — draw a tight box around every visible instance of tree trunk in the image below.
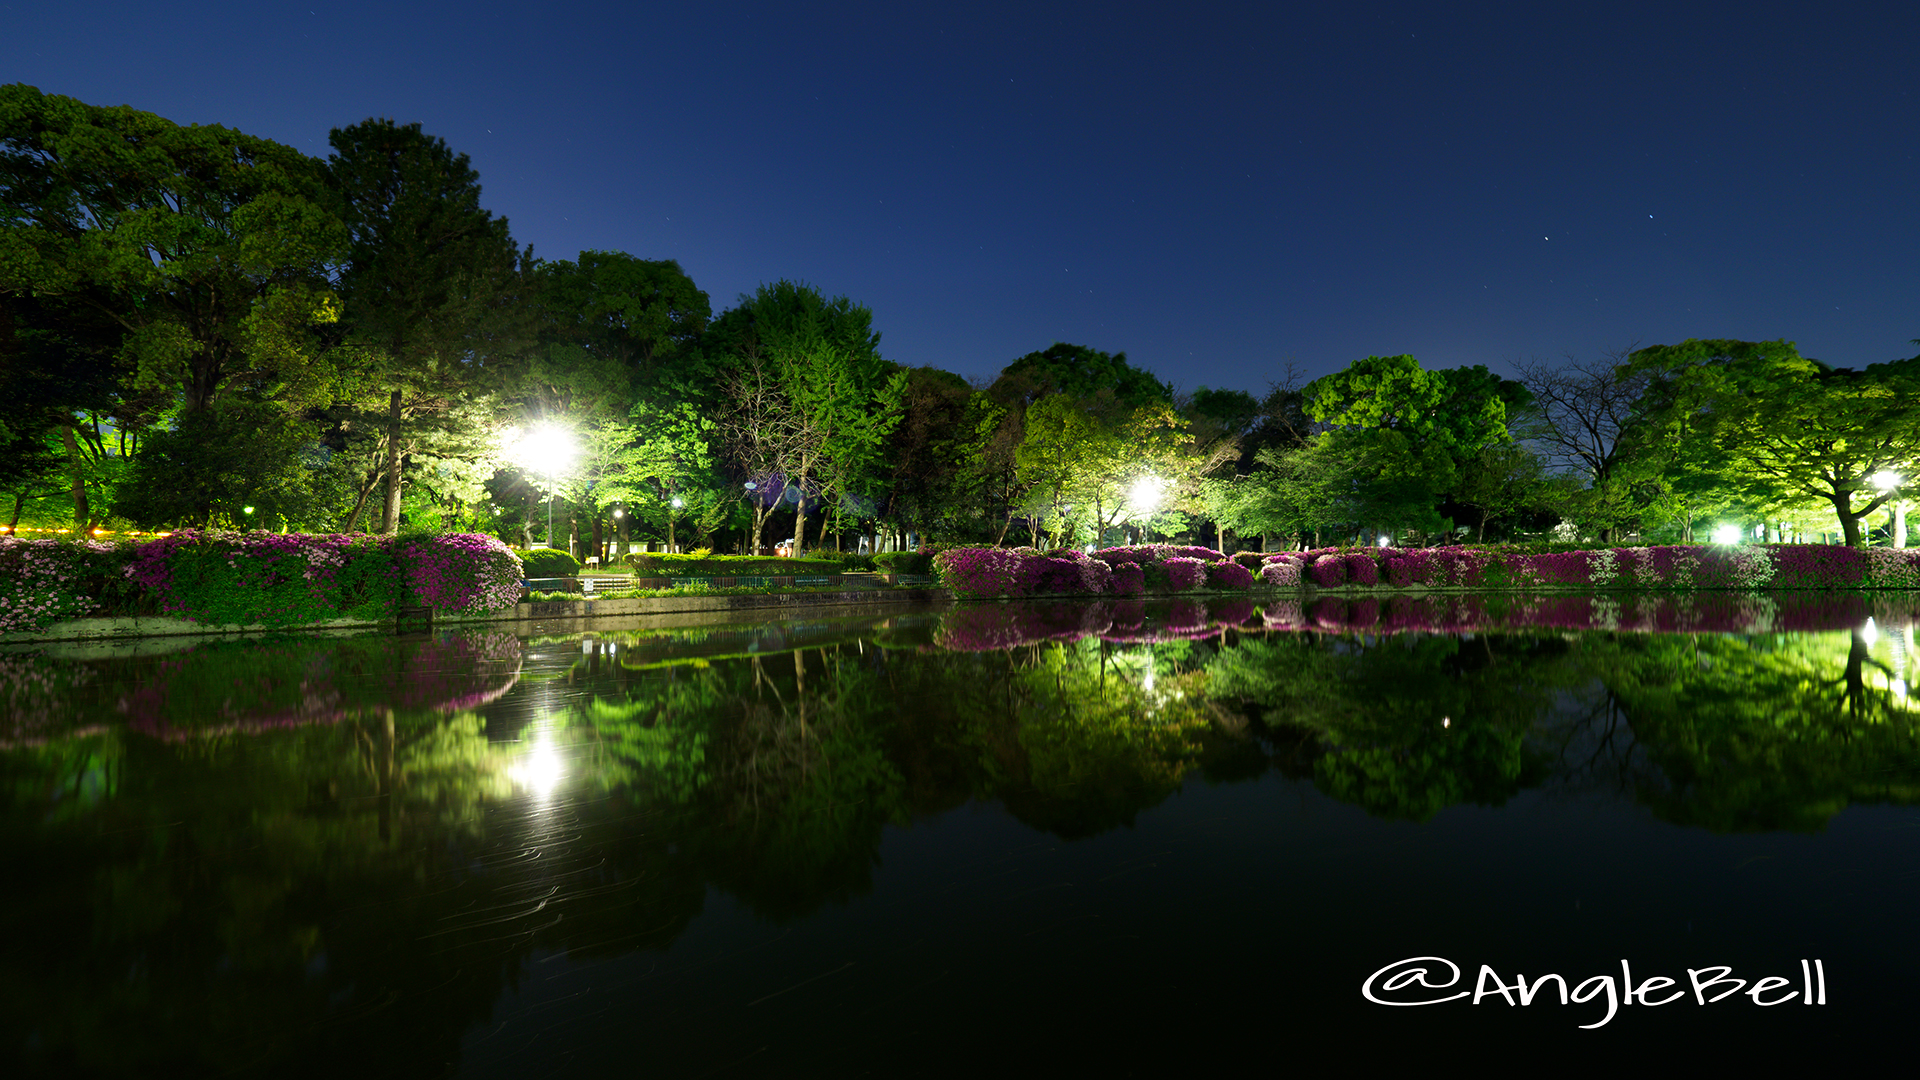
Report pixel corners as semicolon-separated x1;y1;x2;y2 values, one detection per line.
7;491;23;533
1834;494;1864;546
379;389;404;535
590;513;603;562
60;423;91;528
793;491;808;557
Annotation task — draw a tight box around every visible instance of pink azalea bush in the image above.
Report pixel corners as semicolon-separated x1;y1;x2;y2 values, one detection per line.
929;541;1920;600
1163;557;1206;591
1343;552;1381;586
1308;554;1348;587
1206;560;1256;589
1260;558;1303;587
394;533;524;614
113;530;522;627
0;537;118;635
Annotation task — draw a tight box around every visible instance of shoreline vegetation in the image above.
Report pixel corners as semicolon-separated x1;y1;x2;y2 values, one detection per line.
6;533;1919;644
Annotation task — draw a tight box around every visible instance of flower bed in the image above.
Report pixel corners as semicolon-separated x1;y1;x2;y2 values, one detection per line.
930;542;1920;600
2;531;526;634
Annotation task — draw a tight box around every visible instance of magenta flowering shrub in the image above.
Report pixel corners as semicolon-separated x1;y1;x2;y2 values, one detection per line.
1260;558;1303;588
1207;560;1256;589
1163;557;1206;591
121;529;405;626
1865;548;1920;589
1308;555;1348;587
0;537;118;634
1769;545;1869;589
935;547;1031;597
1343;553;1380;586
1110;562;1147;595
395;533;524;614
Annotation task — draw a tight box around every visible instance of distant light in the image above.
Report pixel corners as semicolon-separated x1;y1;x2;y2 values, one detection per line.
1711;524;1743;545
671;496;684;509
613;508;624;519
744;481;758;492
1377;535;1390;548
1442;716;1451;728
242;506;255;515
1873;471;1903;491
1863;618;1879;646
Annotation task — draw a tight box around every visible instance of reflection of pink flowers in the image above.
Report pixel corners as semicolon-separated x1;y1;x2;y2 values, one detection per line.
1209;597;1257;625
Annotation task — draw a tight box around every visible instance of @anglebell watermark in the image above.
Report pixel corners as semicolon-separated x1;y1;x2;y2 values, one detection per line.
1362;956;1828;1029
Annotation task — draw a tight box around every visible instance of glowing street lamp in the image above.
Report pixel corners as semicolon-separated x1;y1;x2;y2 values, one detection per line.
502;422;579;549
1711;523;1744;546
1124;474;1167;543
1874;471;1907;548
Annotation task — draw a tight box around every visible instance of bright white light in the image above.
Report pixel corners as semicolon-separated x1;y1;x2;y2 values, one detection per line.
508;736;564;796
1873;471;1903;491
1711;524;1743;545
1441;716;1451;728
1863;618;1879;646
1143;669;1156;692
1377;535;1390;548
1126;475;1167;517
502;423;579;479
1894;679;1908;699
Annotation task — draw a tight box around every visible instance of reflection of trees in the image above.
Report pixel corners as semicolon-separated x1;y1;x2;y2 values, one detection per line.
16;615;1920;1072
1206;633;1562;820
1579;628;1920;831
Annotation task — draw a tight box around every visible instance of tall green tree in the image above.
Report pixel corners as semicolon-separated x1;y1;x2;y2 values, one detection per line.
1;84;349;526
1303;355;1519;539
707;282;906;553
1625;339;1920;546
326;118;532;534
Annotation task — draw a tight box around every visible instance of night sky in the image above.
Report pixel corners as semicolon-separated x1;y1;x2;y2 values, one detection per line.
6;0;1916;394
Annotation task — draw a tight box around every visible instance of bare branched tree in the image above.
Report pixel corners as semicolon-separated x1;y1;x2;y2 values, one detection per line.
1512;345;1650;485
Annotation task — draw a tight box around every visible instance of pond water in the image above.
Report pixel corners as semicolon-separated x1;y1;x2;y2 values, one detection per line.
5;593;1919;1074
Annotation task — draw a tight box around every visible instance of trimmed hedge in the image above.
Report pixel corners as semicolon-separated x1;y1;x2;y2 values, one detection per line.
519;548;583;577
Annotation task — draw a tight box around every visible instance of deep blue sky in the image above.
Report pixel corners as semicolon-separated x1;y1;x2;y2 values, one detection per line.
6;1;1916;393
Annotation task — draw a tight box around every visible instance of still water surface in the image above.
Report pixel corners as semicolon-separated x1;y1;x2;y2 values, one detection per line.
6;594;1920;1074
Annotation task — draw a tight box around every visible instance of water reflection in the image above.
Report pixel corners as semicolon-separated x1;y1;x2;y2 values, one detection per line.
5;599;1920;1072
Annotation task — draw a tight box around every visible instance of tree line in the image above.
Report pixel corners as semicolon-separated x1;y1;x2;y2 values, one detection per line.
5;84;1917;554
